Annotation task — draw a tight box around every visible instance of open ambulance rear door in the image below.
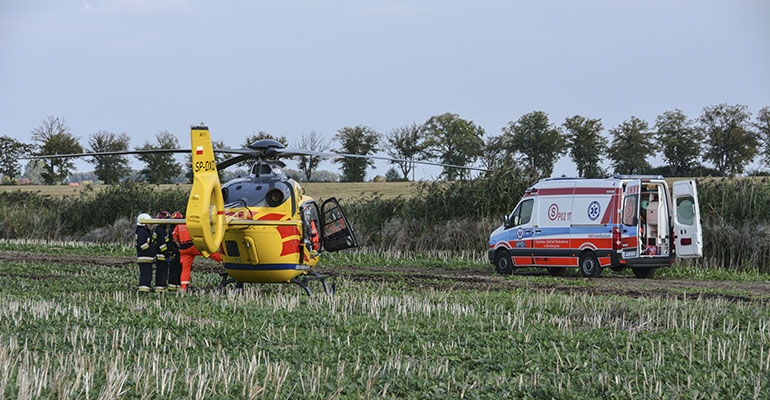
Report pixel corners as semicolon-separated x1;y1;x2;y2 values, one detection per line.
672;180;703;258
620;179;642;258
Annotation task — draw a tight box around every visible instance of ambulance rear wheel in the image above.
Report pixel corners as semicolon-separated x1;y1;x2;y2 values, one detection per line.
579;252;602;277
633;267;656;279
494;251;514;275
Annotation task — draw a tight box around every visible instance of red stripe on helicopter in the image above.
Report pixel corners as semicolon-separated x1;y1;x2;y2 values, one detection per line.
281;239;301;256
276;225;299;239
258;213;285;221
195;146;204;155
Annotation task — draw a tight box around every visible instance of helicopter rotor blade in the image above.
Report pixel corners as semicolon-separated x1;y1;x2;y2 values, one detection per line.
274;148;490;172
26;148;191;159
27;137;491;173
216;154;252;170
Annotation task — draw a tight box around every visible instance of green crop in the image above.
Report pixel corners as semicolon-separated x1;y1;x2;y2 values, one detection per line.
1;243;769;399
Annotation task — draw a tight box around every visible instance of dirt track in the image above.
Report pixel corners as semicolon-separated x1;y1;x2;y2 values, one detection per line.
2;250;769;304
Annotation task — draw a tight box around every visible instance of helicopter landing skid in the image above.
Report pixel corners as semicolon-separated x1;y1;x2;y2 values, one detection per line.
291;271;336;296
217;271;335;296
217;273;243;291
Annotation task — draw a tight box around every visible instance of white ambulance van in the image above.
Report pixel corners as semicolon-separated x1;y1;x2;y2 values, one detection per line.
488;175;702;278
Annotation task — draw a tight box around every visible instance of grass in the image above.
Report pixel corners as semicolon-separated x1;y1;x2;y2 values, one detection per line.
1;242;769;398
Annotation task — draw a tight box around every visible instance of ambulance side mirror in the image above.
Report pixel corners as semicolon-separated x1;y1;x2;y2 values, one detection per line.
503;214;512;229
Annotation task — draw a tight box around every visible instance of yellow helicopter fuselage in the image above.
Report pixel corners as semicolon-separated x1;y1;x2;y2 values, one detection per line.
219;195;320;284
185;125;354;287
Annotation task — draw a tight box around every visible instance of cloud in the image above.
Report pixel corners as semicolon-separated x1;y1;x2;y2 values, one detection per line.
83;1;97;13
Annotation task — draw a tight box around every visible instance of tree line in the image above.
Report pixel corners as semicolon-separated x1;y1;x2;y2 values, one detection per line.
1;103;768;185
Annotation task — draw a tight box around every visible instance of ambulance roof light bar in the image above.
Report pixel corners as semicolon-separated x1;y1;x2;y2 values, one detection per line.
612;174;665;180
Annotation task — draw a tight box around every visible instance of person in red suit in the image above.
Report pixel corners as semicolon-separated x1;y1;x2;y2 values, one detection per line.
171;212;222;292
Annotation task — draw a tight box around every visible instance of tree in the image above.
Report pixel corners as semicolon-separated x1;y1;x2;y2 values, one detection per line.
385;123;424;181
421;112;484;181
653;110;702;177
22;159;46;184
562;115;606;178
607;116;655;174
479;135;511;172
333;126;380;182
31;116;83;184
384;167;403;182
699;103;758;176
296;131;330;181
502;111;566;178
135;131;182;184
0;136;33;183
87;131;132;184
755;106;770;168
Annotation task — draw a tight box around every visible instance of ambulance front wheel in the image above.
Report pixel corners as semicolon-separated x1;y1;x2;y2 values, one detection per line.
494;251;514;275
579;252;602;277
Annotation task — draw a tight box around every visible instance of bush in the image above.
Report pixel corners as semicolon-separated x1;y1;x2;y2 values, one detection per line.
4;174;770;273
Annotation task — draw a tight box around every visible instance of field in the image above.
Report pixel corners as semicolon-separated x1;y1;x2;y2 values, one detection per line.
0;181;418;201
1;242;769;399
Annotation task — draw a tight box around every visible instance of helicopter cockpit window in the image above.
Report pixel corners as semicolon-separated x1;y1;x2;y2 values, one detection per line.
222;179;293;208
252;163;273;176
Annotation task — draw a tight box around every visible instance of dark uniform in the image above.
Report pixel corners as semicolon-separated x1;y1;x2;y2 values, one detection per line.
166;211;184;291
135;213;156;293
152;211;172;292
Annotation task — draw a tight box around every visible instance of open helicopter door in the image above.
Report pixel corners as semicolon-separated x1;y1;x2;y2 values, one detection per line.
321;198;358;252
672;180;703;258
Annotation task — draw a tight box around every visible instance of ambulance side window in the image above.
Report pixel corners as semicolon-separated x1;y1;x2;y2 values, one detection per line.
511;199;534;226
622;195;638;226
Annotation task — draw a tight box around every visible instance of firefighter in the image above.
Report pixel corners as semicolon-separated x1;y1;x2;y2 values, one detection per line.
166;211;184;291
172;212;223;292
135;213;156;293
152;210;172;292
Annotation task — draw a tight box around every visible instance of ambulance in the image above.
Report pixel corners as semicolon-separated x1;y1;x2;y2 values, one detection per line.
488;175;702;278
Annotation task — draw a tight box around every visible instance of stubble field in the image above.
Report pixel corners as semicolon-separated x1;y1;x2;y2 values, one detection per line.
1;242;769;399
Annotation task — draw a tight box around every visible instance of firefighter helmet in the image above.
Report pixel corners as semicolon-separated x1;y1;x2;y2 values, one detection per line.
156;210;171;219
136;213;152;226
171;211;184;219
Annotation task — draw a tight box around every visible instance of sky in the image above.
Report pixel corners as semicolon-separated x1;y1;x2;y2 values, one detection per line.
1;0;769;180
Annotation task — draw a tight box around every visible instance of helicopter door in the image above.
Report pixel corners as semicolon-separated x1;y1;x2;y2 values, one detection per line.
300;201;322;254
321;197;358;252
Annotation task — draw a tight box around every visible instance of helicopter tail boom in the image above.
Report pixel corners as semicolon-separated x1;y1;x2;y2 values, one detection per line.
185;125;226;257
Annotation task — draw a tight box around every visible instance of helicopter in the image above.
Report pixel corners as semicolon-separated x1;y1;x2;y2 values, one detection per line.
32;124;488;295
